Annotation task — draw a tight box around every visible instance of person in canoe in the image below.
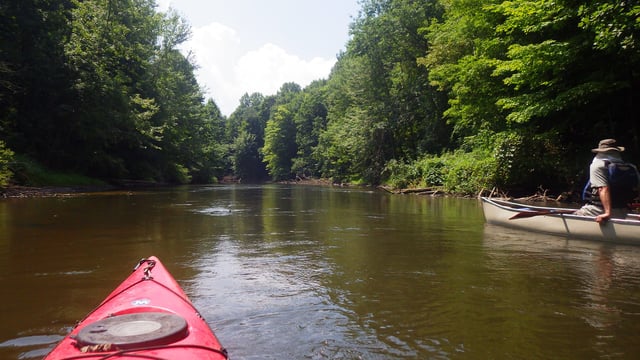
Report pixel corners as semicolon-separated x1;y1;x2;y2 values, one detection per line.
575;139;640;223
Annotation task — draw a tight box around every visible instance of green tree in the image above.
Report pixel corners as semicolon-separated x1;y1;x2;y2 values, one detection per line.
292;80;328;178
420;0;640;192
195;99;229;182
0;0;75;167
319;55;372;182
262;106;297;180
0;0;230;185
419;0;507;140
227;93;271;181
319;0;448;184
231;130;263;181
149;45;207;183
63;0;163;177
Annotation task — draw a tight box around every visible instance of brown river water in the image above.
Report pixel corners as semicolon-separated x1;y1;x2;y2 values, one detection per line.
1;184;640;359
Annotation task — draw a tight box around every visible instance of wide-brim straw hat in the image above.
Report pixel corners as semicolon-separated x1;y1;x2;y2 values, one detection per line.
592;138;625;153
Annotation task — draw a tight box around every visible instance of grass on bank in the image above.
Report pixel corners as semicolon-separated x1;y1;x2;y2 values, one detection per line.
8;155;107;187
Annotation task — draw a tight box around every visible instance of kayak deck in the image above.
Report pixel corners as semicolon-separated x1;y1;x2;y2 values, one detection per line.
44;256;227;359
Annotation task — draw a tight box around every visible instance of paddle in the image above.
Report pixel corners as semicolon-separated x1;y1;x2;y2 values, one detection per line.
509;209;576;220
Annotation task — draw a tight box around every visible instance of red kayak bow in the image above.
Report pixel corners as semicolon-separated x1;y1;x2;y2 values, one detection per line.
44;256;227;359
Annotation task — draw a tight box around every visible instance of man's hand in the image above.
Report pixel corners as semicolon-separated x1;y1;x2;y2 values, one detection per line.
595;213;610;224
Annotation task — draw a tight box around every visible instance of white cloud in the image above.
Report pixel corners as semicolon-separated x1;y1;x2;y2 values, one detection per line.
155;0;170;12
235;43;334;98
181;23;242;113
155;0;171;11
156;1;339;116
185;25;335;116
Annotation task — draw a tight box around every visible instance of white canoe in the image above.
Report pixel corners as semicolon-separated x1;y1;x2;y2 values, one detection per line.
481;197;640;244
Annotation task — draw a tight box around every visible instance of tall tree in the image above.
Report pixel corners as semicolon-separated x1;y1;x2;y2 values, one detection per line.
292;80;328;178
421;0;640;191
227;93;271;181
0;0;74;164
320;0;447;183
319;55;373;182
63;0;162;176
420;0;507;140
262;105;297;180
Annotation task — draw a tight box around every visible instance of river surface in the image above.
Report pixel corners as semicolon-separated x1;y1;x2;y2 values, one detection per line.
1;184;640;359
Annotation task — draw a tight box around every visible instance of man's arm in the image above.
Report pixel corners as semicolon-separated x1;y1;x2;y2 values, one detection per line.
596;186;612;223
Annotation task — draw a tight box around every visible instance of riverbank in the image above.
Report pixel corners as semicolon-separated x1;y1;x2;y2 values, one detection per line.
0;185;117;198
1;178;195;198
1;179;568;205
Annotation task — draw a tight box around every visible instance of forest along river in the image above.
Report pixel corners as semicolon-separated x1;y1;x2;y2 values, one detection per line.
1;185;640;359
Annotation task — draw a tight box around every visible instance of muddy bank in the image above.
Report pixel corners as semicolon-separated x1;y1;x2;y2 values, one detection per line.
0;185;118;198
0;178;245;198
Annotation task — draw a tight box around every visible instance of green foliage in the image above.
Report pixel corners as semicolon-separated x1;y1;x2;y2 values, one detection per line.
226;92;272;181
189;100;229;183
231;130;264;181
2;0;639;195
292;80;328;178
317;0;449;184
491;130;569;191
9;155;105;187
417;157;446;187
0;141;14;186
382;128;572;195
415;0;639;194
0;0;231;185
166;163;191;185
63;0;164;176
383;156;446;189
262;106;297;180
578;1;640;55
0;0;75;166
441;149;497;195
317;106;372;183
382;148;497;195
383;159;419;189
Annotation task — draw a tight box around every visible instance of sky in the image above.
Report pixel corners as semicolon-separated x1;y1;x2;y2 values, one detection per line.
156;0;361;116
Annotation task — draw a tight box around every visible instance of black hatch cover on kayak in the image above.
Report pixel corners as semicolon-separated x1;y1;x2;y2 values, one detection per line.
75;312;189;350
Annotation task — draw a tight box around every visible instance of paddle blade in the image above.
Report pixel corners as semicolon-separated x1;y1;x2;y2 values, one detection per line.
509;209;575;220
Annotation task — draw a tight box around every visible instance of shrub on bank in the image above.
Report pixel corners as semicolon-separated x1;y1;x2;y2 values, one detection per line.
0;141;13;186
383;149;497;195
441;149;497;195
382;130;568;196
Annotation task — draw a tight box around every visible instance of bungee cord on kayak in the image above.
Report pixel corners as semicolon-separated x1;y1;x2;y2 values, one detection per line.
55;344;229;360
